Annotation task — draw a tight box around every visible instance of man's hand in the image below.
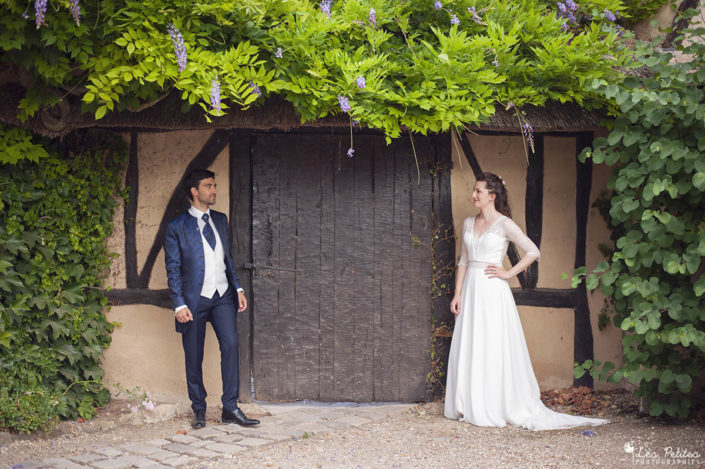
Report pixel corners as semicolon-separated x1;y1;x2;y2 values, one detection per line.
176;307;193;323
238;291;247;312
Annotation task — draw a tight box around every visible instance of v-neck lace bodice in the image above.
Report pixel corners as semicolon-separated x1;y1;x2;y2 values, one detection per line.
458;216;540;266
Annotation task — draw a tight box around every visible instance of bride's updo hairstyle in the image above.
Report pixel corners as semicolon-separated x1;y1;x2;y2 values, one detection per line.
476;172;512;218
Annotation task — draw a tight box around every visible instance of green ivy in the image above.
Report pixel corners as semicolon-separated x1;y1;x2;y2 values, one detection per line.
0;130;126;433
0;0;628;141
574;8;705;418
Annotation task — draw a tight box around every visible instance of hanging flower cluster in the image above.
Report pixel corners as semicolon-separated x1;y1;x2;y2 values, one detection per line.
604;9;616;22
275;47;283;58
34;0;47;28
356;76;366;89
557;0;578;30
451;14;460;25
522;122;535;153
31;0;81;28
69;0;81;26
320;0;332;18
249;81;262;98
167;23;188;73
210;78;221;111
369;8;377;27
338;95;351;113
468;6;482;24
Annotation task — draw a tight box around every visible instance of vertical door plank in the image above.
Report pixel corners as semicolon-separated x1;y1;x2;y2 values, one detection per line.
318;138;337;400
229;132;254;402
251;135;282;400
294;135;323;399
332;136;358;400
390;139;411;399
352;134;376;401
372;136;398;400
277;139;299;399
403;136;433;400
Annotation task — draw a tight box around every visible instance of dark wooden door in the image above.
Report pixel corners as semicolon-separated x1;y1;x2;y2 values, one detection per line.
249;132;440;402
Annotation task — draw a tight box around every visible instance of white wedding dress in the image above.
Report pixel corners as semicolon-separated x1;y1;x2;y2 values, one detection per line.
444;215;608;430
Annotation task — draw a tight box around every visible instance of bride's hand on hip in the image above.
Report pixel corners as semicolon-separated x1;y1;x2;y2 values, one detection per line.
450;296;460;315
485;264;512;280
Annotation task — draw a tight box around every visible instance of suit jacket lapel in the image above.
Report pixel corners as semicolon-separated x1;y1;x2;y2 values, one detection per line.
185;213;202;248
212;213;229;253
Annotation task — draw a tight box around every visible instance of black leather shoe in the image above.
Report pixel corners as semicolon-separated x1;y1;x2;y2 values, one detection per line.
191;409;206;429
222;407;259;426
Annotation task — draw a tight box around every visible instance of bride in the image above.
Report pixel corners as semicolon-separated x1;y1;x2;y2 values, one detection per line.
444;172;607;430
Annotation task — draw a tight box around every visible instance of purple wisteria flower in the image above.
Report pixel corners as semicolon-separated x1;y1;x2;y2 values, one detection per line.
210;78;221;111
468;6;482;24
167;24;187;73
558;2;578;25
347;148;355;158
522;122;535;152
69;0;81;26
492;56;499;67
434;1;443;10
565;0;578;11
505;101;514;110
249;81;262;98
604;8;616;22
369;8;376;27
275;47;283;58
338;95;351;113
356;76;366;89
35;0;47;28
451;14;460;26
320;0;332;18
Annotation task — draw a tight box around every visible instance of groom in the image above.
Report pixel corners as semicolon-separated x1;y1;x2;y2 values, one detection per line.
163;168;258;429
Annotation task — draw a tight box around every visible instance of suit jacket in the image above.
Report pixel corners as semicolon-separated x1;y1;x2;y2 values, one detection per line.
163;209;242;333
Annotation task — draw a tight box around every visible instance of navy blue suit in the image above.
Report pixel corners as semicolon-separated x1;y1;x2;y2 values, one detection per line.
164;209;242;412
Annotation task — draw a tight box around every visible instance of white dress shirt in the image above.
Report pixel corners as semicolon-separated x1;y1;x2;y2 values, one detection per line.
174;206;242;313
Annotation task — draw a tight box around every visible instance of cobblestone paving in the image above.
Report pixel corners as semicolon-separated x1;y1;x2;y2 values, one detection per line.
9;403;412;469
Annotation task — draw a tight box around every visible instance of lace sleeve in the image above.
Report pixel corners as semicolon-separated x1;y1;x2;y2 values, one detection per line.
502;218;540;261
457;218;471;266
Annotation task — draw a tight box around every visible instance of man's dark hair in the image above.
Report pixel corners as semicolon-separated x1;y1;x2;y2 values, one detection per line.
184;169;215;201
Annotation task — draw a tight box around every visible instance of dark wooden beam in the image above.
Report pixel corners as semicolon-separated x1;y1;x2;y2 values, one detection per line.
431;133;455;400
230;131;255;402
573;132;595;388
512;288;576;308
124;131;140;287
106;288;172;308
662;0;699;49
457;131;483;178
524;135;544;289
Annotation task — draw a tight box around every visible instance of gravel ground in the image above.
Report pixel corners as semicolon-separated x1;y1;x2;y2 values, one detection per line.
216;403;705;469
1;398;704;468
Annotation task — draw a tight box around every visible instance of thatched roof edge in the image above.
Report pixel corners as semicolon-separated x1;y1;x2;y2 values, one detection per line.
0;85;605;138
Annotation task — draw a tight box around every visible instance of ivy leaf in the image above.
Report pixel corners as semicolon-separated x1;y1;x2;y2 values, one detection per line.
0;331;11;349
693;172;705;190
0;259;12;274
62;284;86;303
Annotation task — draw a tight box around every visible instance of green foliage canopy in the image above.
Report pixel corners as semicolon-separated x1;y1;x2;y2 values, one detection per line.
574;8;705;418
1;0;627;140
